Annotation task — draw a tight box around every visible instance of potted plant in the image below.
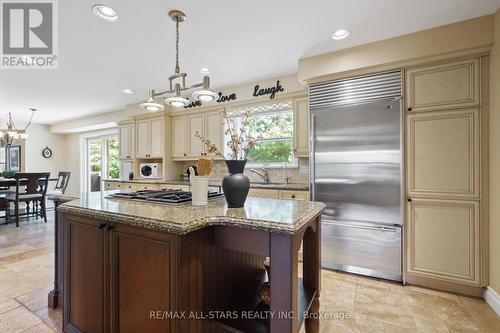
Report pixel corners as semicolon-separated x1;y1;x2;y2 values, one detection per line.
196;108;277;207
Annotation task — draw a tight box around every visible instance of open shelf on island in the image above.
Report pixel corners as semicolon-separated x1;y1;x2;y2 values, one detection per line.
214;278;317;333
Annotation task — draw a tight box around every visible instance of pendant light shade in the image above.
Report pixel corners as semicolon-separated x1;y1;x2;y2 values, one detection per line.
192;76;218;102
164;84;190;107
140;90;165;112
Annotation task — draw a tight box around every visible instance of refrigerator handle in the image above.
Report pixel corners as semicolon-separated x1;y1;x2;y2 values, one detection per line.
322;220;400;232
309;112;315;200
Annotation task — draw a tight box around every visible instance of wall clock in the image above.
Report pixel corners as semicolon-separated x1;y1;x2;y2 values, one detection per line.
42;147;53;158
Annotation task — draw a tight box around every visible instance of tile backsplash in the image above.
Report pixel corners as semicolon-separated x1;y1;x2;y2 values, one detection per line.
178;158;309;184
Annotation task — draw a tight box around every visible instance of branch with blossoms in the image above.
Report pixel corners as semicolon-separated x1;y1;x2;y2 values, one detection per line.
196;108;279;160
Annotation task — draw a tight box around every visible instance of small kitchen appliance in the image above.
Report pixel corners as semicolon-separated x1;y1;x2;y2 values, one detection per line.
139;163;162;179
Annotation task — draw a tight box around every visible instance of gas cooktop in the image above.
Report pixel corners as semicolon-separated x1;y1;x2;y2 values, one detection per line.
107;188;223;204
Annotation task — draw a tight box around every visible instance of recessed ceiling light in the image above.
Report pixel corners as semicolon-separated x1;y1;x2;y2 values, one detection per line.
121;89;134;94
93;4;118;22
198;67;211;75
332;29;349;40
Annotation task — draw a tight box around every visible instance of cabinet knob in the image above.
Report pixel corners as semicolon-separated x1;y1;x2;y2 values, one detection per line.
407;198;412;202
292;195;296;198
183;153;187;156
98;223;106;230
407;107;413;111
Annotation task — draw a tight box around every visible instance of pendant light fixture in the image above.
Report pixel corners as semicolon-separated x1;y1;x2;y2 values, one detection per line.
0;108;35;146
140;9;218;111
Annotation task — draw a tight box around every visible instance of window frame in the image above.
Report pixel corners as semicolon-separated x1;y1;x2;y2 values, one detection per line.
224;99;298;169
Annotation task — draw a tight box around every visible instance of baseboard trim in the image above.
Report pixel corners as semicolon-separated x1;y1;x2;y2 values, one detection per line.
484;286;500;316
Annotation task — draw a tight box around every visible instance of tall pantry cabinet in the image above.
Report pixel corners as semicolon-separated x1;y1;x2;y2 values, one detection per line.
404;57;488;295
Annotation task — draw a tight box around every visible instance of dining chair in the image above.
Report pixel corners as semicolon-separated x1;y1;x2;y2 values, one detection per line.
5;172;50;227
51;171;71;195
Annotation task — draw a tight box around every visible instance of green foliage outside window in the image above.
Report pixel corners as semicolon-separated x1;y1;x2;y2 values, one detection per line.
107;137;120;179
89;139;101;172
244;112;293;164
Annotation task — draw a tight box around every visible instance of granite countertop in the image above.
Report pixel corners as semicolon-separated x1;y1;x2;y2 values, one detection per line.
57;191;324;235
102;178;309;191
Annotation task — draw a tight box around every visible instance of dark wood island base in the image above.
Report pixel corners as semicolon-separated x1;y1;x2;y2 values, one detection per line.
56;193;324;333
61;213;321;333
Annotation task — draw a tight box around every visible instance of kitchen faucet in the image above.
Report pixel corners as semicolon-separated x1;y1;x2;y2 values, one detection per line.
248;168;270;184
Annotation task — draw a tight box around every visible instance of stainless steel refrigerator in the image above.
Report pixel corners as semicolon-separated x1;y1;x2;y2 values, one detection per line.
310;71;403;281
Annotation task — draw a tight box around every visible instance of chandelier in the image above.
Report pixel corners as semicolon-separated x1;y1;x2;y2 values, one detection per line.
0;108;35;146
140;10;218;111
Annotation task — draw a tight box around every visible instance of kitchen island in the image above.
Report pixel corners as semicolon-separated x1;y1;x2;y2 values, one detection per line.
58;191;324;333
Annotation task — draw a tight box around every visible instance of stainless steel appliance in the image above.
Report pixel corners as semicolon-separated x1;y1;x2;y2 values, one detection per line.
309;71;403;281
108;188;223;205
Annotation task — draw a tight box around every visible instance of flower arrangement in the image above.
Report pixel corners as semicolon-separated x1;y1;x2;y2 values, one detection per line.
195;107;278;160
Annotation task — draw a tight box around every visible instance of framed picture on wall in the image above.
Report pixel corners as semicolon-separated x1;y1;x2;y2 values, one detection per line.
7;145;21;172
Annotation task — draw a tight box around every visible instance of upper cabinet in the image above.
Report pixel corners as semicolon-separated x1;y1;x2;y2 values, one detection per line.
172;110;223;160
135;117;164;158
171;117;187;158
406;58;479;113
119;123;134;159
293;96;309;157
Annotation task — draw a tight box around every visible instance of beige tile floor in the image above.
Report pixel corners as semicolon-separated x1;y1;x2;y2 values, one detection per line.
1;215;499;333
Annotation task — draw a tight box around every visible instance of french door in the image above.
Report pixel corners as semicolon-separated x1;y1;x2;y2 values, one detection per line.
85;135;119;192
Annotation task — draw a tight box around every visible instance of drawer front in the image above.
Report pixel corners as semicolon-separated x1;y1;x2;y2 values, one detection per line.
248;188;279;199
105;182;122;190
279;190;309;201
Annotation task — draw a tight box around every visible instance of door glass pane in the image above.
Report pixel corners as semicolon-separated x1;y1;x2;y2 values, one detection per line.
88;138;102;192
106;137;119;179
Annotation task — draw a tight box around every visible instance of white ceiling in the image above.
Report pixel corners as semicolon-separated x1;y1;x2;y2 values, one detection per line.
1;0;499;124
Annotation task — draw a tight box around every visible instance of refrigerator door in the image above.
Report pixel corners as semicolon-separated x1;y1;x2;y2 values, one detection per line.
321;220;402;281
313;99;402;226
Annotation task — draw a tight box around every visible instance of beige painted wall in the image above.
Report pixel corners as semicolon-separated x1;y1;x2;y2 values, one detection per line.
298;15;494;83
489;8;500;293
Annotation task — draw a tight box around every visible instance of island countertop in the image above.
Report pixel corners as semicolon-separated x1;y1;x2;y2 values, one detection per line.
57;191;325;235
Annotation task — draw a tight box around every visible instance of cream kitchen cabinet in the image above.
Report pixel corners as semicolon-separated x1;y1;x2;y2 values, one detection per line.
136;117;164;158
407;198;480;285
104;180;122;190
248;188;309;200
406;108;480;199
172;117;187;158
248;188;279;199
172;110;223;160
279;189;309;201
187;114;204;157
119;123;134;159
293;96;309;157
405;58;479;113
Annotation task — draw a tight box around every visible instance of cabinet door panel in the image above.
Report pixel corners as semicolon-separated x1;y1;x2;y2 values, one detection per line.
293;97;309;157
172;117;187;158
150;118;163;157
406;59;479;112
205;111;223;158
188;114;204;157
407;199;479;285
407;109;479;199
110;229;175;333
135;120;149;157
279;190;309;201
63;218;105;333
119;125;133;159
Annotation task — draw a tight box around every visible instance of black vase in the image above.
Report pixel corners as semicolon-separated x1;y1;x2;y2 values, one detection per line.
222;160;250;208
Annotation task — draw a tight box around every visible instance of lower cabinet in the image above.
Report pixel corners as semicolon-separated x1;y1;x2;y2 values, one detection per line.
63;215;176;333
406;198;480;286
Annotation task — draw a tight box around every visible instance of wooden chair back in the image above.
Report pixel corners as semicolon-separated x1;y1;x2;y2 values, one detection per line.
14;172;50;198
54;171;70;194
